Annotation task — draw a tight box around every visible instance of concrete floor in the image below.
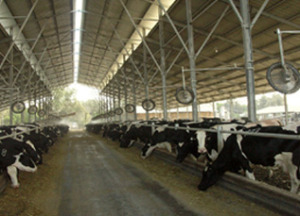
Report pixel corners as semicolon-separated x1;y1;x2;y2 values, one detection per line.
58;132;200;216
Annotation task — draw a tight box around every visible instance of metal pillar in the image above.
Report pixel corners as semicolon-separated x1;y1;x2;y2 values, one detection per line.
143;29;149;121
212;100;216;117
240;0;256;122
122;55;128;121
124;82;128;121
159;8;168;121
284;94;288;125
118;85;121;122
28;88;31;123
21;90;24;123
9;45;13;125
132;72;137;121
105;89;108;123
34;90;37;122
186;0;198;122
229;97;233;120
112;84;115;122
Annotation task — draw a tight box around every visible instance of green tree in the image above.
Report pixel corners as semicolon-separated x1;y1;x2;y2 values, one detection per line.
257;95;268;109
83;99;102;117
257;94;283;109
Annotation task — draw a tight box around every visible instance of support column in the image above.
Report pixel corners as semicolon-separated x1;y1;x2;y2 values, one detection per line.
123;56;128;121
118;85;121;122
240;0;256;122
28;88;31;123
112;84;116;122
132;73;137;121
212;100;216;117
229;97;233;120
9;42;13;125
105;89;108;123
34;89;37;122
186;0;198;122
159;8;168;120
284;94;288;125
124;83;128;121
143;30;149;121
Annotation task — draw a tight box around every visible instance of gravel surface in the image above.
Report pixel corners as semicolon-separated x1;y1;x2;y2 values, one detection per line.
0;131;283;216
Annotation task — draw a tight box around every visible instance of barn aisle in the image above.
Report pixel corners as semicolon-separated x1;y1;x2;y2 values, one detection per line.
58;131;199;216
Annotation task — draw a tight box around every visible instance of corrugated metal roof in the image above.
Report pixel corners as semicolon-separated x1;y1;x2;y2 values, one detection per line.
0;0;299;113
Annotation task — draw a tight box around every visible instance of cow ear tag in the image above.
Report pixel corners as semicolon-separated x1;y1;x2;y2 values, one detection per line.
1;148;7;157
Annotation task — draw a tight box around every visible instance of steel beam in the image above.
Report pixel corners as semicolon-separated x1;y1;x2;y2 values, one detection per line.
132;69;137;121
159;8;167;120
143;29;149;121
239;0;256;122
250;0;269;29
0;0;50;89
0;0;39;70
157;0;189;55
9;47;13;125
12;25;46;86
119;0;162;73
186;0;198;121
195;6;229;58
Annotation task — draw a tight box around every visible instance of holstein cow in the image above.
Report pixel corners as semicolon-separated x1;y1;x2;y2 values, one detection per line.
140;118;224;161
196;119;282;162
198;125;300;194
0;126;42;164
119;121;153;148
176;118;237;163
196;122;246;162
15;126;50;164
0;137;38;188
106;123;128;141
140;120;192;159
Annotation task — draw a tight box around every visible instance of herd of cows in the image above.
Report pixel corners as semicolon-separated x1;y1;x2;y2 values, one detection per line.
0;123;69;188
86;118;300;194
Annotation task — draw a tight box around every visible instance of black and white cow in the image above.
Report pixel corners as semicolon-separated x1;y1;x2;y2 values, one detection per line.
119;121;153;148
140;120;192;159
194;119;277;162
198;125;300;194
106;123;128;141
175;118;233;163
15;126;50;164
140;118;225;160
196;122;247;162
0;137;38;188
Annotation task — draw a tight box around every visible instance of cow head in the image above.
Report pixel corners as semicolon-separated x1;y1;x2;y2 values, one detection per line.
176;140;197;163
119;136;130;148
204;132;220;161
198;164;222;191
141;143;151;159
176;142;187;163
196;130;207;153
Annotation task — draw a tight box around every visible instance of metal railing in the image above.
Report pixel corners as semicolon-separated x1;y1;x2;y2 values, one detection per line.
134;121;300;141
0;126;39;141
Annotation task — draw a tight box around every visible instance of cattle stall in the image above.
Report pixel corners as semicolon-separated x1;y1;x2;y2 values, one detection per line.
1;0;300;215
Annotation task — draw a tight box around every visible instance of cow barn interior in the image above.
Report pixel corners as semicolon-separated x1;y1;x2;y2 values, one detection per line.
0;0;300;215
